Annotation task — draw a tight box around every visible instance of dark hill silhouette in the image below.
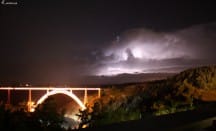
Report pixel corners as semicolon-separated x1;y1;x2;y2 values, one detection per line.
171;65;216;89
147;65;216;102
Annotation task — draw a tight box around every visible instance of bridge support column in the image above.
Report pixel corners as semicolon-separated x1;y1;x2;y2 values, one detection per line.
84;88;88;105
27;89;32;112
7;89;11;105
98;88;101;98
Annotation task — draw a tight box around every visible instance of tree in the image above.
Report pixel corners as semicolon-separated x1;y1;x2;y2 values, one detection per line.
33;96;65;130
76;104;91;129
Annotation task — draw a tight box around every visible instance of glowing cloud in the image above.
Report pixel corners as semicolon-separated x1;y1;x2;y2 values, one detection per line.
96;28;200;76
131;47;142;58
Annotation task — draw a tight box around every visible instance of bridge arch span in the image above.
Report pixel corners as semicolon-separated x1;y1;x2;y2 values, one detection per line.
36;90;86;110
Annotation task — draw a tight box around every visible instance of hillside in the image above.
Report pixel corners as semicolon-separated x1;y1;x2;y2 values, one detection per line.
81;66;216;128
149;65;216;102
171;66;216;89
99;65;216;105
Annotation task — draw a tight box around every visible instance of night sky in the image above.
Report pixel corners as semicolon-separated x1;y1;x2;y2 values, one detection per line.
0;1;216;85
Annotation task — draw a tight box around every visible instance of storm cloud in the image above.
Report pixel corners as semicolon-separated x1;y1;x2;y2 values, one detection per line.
95;23;216;75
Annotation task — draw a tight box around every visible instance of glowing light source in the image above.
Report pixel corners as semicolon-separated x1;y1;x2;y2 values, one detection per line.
97;67;141;76
131;48;143;58
27;101;35;112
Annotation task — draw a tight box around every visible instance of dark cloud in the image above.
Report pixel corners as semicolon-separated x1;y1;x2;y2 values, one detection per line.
176;23;216;60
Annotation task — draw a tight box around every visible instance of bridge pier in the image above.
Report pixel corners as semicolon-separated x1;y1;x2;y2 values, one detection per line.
84;88;88;105
4;89;11;110
98;88;101;98
7;89;10;105
27;89;33;112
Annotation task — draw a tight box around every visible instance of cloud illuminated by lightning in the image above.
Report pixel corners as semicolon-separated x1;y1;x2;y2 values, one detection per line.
95;24;216;76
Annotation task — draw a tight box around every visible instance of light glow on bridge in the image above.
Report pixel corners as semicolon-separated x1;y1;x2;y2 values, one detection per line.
36;90;86;110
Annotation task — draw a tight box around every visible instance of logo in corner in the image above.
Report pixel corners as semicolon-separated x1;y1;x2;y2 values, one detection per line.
1;0;18;5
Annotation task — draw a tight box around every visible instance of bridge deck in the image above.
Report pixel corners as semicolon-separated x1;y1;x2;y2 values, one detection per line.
0;87;100;90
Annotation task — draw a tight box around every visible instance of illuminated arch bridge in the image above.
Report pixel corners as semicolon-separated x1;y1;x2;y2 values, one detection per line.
0;87;101;112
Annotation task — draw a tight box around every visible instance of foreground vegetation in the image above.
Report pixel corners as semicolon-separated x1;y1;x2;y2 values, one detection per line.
78;65;216;127
0;97;67;131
